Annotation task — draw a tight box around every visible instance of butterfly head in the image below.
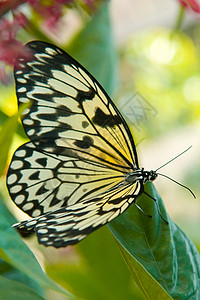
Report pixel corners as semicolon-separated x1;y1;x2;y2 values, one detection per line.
143;170;158;183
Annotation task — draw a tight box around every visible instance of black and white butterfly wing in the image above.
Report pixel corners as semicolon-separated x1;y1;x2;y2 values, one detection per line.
14;180;142;247
7;41;141;247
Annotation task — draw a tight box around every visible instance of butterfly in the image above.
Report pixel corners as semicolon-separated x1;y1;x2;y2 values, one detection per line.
7;40;165;248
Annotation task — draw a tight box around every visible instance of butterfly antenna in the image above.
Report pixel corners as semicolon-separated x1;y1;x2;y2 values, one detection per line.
143;191;169;224
155;146;192;172
157;172;196;199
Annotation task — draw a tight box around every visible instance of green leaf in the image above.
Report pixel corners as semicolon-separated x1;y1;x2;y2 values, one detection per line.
118;245;172;300
78;226;146;300
108;182;200;299
0;195;72;297
0;257;43;296
0;275;45;300
67;2;118;95
46;226;145;300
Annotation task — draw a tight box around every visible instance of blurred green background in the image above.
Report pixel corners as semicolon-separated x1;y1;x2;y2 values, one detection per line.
0;1;200;299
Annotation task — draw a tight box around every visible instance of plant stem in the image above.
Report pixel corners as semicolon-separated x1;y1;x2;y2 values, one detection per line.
174;4;186;32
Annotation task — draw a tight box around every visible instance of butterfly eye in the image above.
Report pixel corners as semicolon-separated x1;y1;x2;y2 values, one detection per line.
149;171;158;181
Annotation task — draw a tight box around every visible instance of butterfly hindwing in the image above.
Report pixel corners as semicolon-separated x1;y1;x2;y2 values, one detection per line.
7;41;142;247
7;141;133;218
14;180;142;248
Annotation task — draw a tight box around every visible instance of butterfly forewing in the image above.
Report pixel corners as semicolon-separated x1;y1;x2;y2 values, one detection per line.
15;41;137;168
7;41;141;247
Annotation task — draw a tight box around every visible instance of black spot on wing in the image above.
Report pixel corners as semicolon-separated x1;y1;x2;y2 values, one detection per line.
82;121;89;128
92;108;122;128
49;198;61;207
74;136;94;149
58;106;75;117
29;171;40;180
62;196;70;207
37;139;80;158
37;113;57;121
77;89;96;104
37;107;74;122
36;185;48;196
109;198;123;205
36;158;47;167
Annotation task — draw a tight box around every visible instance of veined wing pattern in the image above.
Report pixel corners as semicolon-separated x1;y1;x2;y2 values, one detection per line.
7;41;144;247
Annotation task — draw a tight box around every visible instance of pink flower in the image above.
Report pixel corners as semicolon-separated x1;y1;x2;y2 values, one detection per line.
27;0;74;28
35;3;63;29
14;12;27;27
27;0;40;5
0;40;25;65
178;0;200;13
45;5;62;29
0;14;28;65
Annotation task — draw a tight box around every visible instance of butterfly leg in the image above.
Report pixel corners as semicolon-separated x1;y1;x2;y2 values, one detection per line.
143;191;169;224
134;202;152;218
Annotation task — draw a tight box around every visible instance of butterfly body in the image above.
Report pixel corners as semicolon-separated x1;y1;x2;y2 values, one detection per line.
125;169;158;184
7;41;161;248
